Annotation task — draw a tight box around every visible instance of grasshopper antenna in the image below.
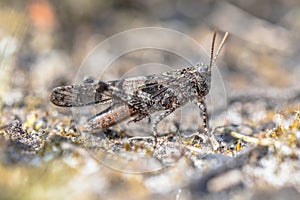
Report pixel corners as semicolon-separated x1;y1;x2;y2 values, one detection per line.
209;30;229;72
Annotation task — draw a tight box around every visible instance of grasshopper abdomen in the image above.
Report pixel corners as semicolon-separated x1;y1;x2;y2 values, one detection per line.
87;104;139;130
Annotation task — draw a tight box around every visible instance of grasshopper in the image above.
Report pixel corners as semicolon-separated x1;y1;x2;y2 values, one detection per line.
50;30;228;150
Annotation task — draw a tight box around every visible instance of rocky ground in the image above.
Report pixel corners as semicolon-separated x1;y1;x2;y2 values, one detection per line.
0;1;300;200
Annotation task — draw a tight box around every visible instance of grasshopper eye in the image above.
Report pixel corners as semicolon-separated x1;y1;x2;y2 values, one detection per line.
83;75;96;83
197;64;208;73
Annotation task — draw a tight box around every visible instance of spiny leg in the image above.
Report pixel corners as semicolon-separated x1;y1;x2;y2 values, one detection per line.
107;84;158;147
196;99;219;150
127;114;148;124
152;108;175;149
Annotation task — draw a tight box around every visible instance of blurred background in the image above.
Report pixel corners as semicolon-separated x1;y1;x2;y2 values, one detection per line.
0;0;300;199
1;0;300;96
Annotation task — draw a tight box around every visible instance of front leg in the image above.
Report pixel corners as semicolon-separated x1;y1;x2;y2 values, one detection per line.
196;99;219;150
152;108;176;148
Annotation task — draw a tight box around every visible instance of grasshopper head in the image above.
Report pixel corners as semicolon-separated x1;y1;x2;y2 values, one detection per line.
195;31;228;97
195;63;211;97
